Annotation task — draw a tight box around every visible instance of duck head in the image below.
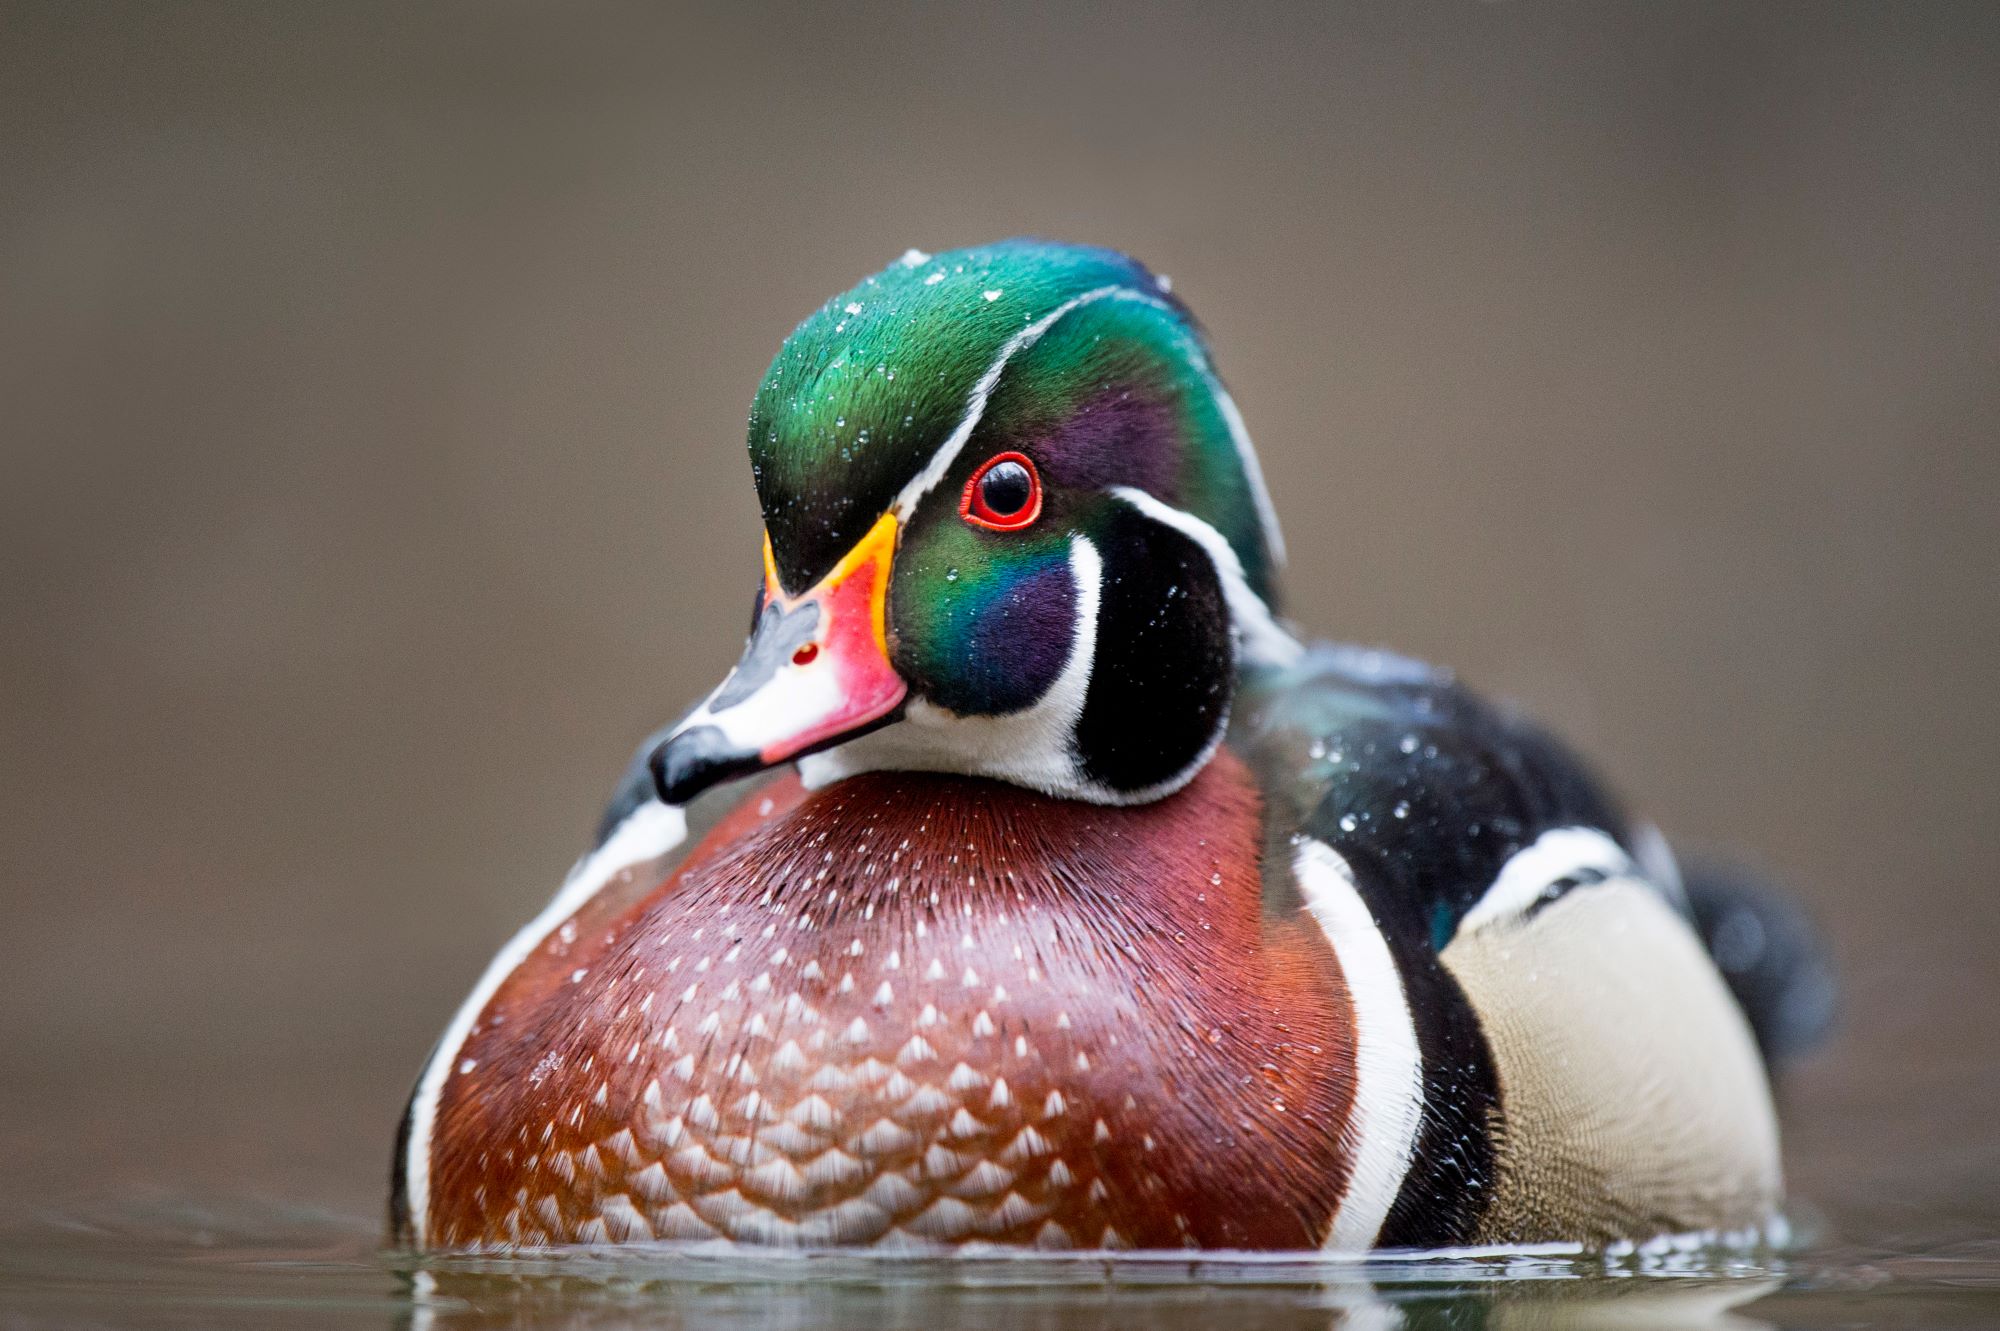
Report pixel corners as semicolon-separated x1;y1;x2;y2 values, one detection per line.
651;240;1297;807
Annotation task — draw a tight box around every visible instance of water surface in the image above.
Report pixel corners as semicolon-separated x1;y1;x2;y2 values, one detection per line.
6;1194;1999;1330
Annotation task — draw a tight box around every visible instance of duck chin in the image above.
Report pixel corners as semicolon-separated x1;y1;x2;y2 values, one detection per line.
795;699;1085;800
795;696;1225;807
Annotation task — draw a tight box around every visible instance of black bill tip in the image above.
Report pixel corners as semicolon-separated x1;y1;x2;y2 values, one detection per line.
648;724;764;805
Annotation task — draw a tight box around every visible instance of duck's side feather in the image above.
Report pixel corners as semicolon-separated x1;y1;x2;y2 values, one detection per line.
1231;642;1782;1247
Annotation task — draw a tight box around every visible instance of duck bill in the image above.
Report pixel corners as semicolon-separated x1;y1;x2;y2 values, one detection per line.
649;513;906;805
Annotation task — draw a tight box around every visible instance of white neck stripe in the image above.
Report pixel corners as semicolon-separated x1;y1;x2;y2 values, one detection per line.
1293;837;1424;1251
1210;379;1287;569
1108;485;1303;669
1457;827;1637;937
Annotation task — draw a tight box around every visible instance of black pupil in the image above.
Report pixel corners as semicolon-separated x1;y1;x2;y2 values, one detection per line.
980;461;1033;517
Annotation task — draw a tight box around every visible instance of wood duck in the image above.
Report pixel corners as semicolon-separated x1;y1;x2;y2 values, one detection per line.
392;240;1831;1254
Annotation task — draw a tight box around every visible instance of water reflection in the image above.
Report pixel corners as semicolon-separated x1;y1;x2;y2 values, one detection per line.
402;1254;1778;1331
10;1195;2000;1329
0;1196;1833;1331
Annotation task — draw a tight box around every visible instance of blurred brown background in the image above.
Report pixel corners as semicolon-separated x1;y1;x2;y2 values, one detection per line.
2;2;1994;1240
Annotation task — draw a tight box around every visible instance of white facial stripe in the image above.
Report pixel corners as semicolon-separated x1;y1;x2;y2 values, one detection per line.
402;799;687;1247
1209;373;1287;569
1293;838;1424;1252
1108;485;1303;669
1457;827;1636;937
891;286;1175;522
799;536;1104;796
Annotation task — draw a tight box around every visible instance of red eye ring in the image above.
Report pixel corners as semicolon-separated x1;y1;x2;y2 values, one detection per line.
959;452;1043;531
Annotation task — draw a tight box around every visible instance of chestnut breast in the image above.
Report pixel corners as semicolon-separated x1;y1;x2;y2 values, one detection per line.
427;752;1358;1249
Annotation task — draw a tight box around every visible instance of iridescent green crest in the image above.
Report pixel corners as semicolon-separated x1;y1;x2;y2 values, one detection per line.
746;239;1279;606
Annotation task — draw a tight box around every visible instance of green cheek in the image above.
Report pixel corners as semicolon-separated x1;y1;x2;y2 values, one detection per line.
891;524;1079;716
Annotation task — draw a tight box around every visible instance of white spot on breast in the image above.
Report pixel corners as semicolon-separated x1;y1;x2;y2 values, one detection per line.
1000;1126;1052;1163
922;1143;967;1178
600;1193;653;1242
804;1148;866;1187
954;1160;1015;1198
852;1118;919;1156
746;1156;809;1203
788;1094;840;1130
864;1170;922;1212
807;1064;855;1093
907;1195;981;1239
630;1161;673;1201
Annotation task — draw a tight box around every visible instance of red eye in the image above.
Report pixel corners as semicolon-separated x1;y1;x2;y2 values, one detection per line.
959;452;1042;531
